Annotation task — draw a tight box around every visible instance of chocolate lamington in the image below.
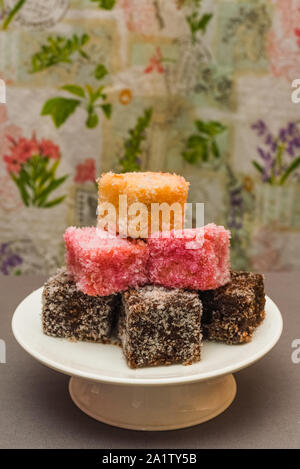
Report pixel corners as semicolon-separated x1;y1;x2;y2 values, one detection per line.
42;268;118;342
118;285;202;368
200;271;265;344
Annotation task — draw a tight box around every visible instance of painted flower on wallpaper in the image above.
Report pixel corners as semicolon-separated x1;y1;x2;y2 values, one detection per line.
162;5;233;107
251;120;300;185
226;165;255;271
119;0;159;35
37;36;112;130
29;33;109;86
0;243;22;275
74;158;96;183
267;0;300;80
182;119;226;165
0;106;22;155
42;82;112;129
185;0;213;44
193;65;233;108
29;34;90;74
144;47;165;74
118;108;153;173
119;89;132;105
221;1;271;68
0;106;24;211
3;134;68;208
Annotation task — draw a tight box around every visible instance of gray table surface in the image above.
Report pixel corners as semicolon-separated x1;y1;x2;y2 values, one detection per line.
0;273;299;449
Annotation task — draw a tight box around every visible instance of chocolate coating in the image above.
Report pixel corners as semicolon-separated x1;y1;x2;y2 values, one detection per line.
200;271;265;344
118;285;202;368
42;267;118;342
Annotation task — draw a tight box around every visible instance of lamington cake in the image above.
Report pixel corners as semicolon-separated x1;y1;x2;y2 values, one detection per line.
42;267;118;342
200;271;265;344
64;226;149;296
97;171;189;237
148;224;231;290
118;285;202;368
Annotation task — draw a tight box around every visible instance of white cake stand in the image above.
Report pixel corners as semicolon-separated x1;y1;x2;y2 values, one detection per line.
12;288;282;431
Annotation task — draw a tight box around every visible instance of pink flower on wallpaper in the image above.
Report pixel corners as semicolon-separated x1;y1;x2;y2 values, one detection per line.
3;135;61;174
0;110;23;171
39;139;60;160
144;47;164;74
0;105;23;211
4;136;39;173
74;158;96;183
0;107;22;159
119;0;157;35
3;133;66;208
267;0;300;80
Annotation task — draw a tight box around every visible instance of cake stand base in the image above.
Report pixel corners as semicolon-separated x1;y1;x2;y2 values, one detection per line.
69;374;236;431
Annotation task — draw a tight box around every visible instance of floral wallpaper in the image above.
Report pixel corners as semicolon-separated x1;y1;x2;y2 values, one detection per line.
1;0;300;275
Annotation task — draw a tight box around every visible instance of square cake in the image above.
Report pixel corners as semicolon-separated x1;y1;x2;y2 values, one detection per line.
64;226;149;296
97;171;189;237
148;223;231;291
42;268;118;342
200;271;265;344
118;285;202;368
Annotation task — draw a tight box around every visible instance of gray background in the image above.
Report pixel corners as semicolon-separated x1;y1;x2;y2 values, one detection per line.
0;273;299;449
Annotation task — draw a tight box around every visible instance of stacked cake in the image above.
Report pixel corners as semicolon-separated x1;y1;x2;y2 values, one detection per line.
42;171;265;368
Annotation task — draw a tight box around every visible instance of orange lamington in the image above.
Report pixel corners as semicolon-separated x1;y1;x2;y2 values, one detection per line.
97;172;189;238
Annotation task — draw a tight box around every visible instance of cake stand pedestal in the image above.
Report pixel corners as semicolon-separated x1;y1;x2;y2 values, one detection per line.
69;374;236;431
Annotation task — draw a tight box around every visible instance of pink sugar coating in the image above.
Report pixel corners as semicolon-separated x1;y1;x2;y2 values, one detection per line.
64;227;149;296
148;224;231;290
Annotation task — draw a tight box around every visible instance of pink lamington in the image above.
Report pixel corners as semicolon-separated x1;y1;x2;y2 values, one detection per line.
64;227;149;296
148;223;231;291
